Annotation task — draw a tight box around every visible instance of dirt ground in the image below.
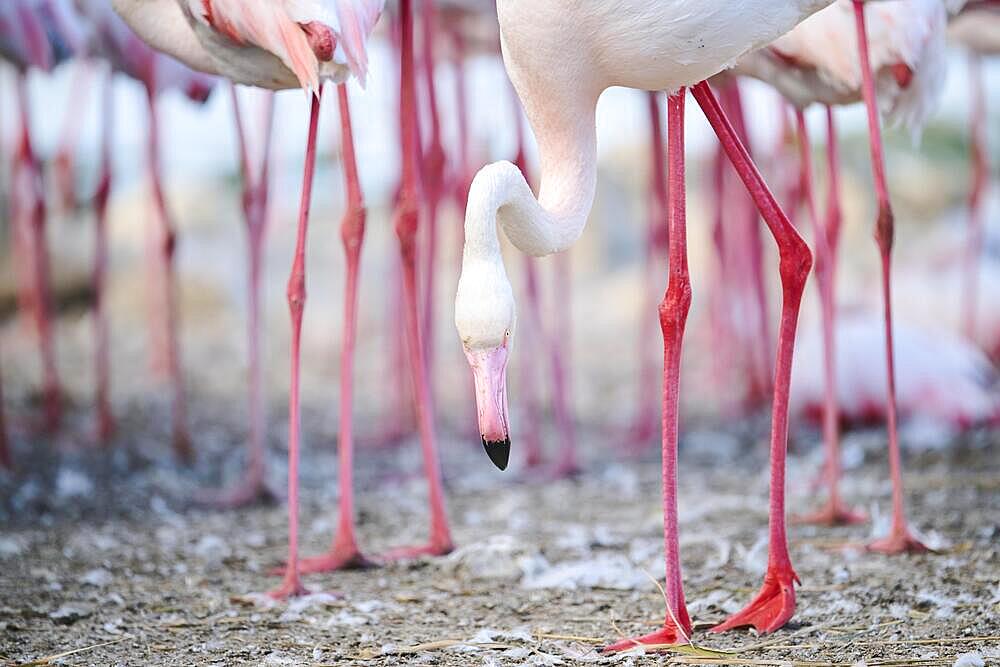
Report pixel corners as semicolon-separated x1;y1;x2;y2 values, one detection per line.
0;400;997;666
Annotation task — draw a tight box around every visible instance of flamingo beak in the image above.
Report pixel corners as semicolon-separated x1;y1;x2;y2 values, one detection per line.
466;343;510;471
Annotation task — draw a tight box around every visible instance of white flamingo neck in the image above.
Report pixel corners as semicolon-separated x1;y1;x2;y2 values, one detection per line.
464;104;596;261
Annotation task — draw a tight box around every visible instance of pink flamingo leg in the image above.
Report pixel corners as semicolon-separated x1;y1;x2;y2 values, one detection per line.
626;91;667;451
962;53;988;341
93;69;115;443
851;0;928;555
367;30;412;451
299;84;374;573
144;99;169;378
145;85;192;463
15;73;62;431
774;102;805;230
53;63;93;213
518;256;545;468
794;108;864;526
198;88;276;507
606;90;693;652
419;0;445;383
725;85;773;405
451;28;472;217
379;257;413;448
269;92;323;600
707;141;737;411
0;355;9;469
382;0;454;560
9;79;37;338
549;252;578;477
691;80;810;635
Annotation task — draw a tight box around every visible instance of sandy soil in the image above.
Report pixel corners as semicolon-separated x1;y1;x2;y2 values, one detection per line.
1;402;997;666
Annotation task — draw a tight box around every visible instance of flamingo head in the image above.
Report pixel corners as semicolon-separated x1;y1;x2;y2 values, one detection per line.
455;255;516;471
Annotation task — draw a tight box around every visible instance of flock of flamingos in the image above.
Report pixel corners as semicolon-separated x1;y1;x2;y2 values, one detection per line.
2;0;998;652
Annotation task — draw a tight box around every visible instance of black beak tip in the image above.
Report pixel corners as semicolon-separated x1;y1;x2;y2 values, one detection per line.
482;437;511;471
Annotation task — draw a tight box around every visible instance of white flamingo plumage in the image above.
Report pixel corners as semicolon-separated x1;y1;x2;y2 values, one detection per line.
114;0;380;91
736;0;951;139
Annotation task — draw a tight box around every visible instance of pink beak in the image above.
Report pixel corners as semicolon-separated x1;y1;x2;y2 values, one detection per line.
466;344;511;470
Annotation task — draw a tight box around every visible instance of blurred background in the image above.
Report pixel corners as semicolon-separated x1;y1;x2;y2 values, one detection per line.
0;43;996;445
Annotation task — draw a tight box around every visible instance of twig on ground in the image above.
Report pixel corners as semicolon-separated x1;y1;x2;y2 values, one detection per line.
18;637;127;666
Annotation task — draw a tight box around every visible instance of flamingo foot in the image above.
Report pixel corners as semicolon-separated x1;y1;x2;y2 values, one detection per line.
603;623;690;653
794;499;866;526
298;544;375;574
380;539;453;562
195;474;275;509
266;571;311;600
867;526;930;555
711;565;799;634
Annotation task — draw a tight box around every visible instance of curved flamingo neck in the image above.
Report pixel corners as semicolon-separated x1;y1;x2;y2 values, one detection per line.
464;100;597;260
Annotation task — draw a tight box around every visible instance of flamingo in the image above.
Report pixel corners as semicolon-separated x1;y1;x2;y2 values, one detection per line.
114;0;454;596
455;0;836;647
734;0;952;542
949;3;999;344
791;314;999;430
0;0;85;434
441;0;580;472
67;0;216;450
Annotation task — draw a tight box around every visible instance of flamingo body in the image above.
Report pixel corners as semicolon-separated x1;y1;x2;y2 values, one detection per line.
735;0;950;135
792;315;999;428
112;0;384;91
499;0;834;99
77;0;216;98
